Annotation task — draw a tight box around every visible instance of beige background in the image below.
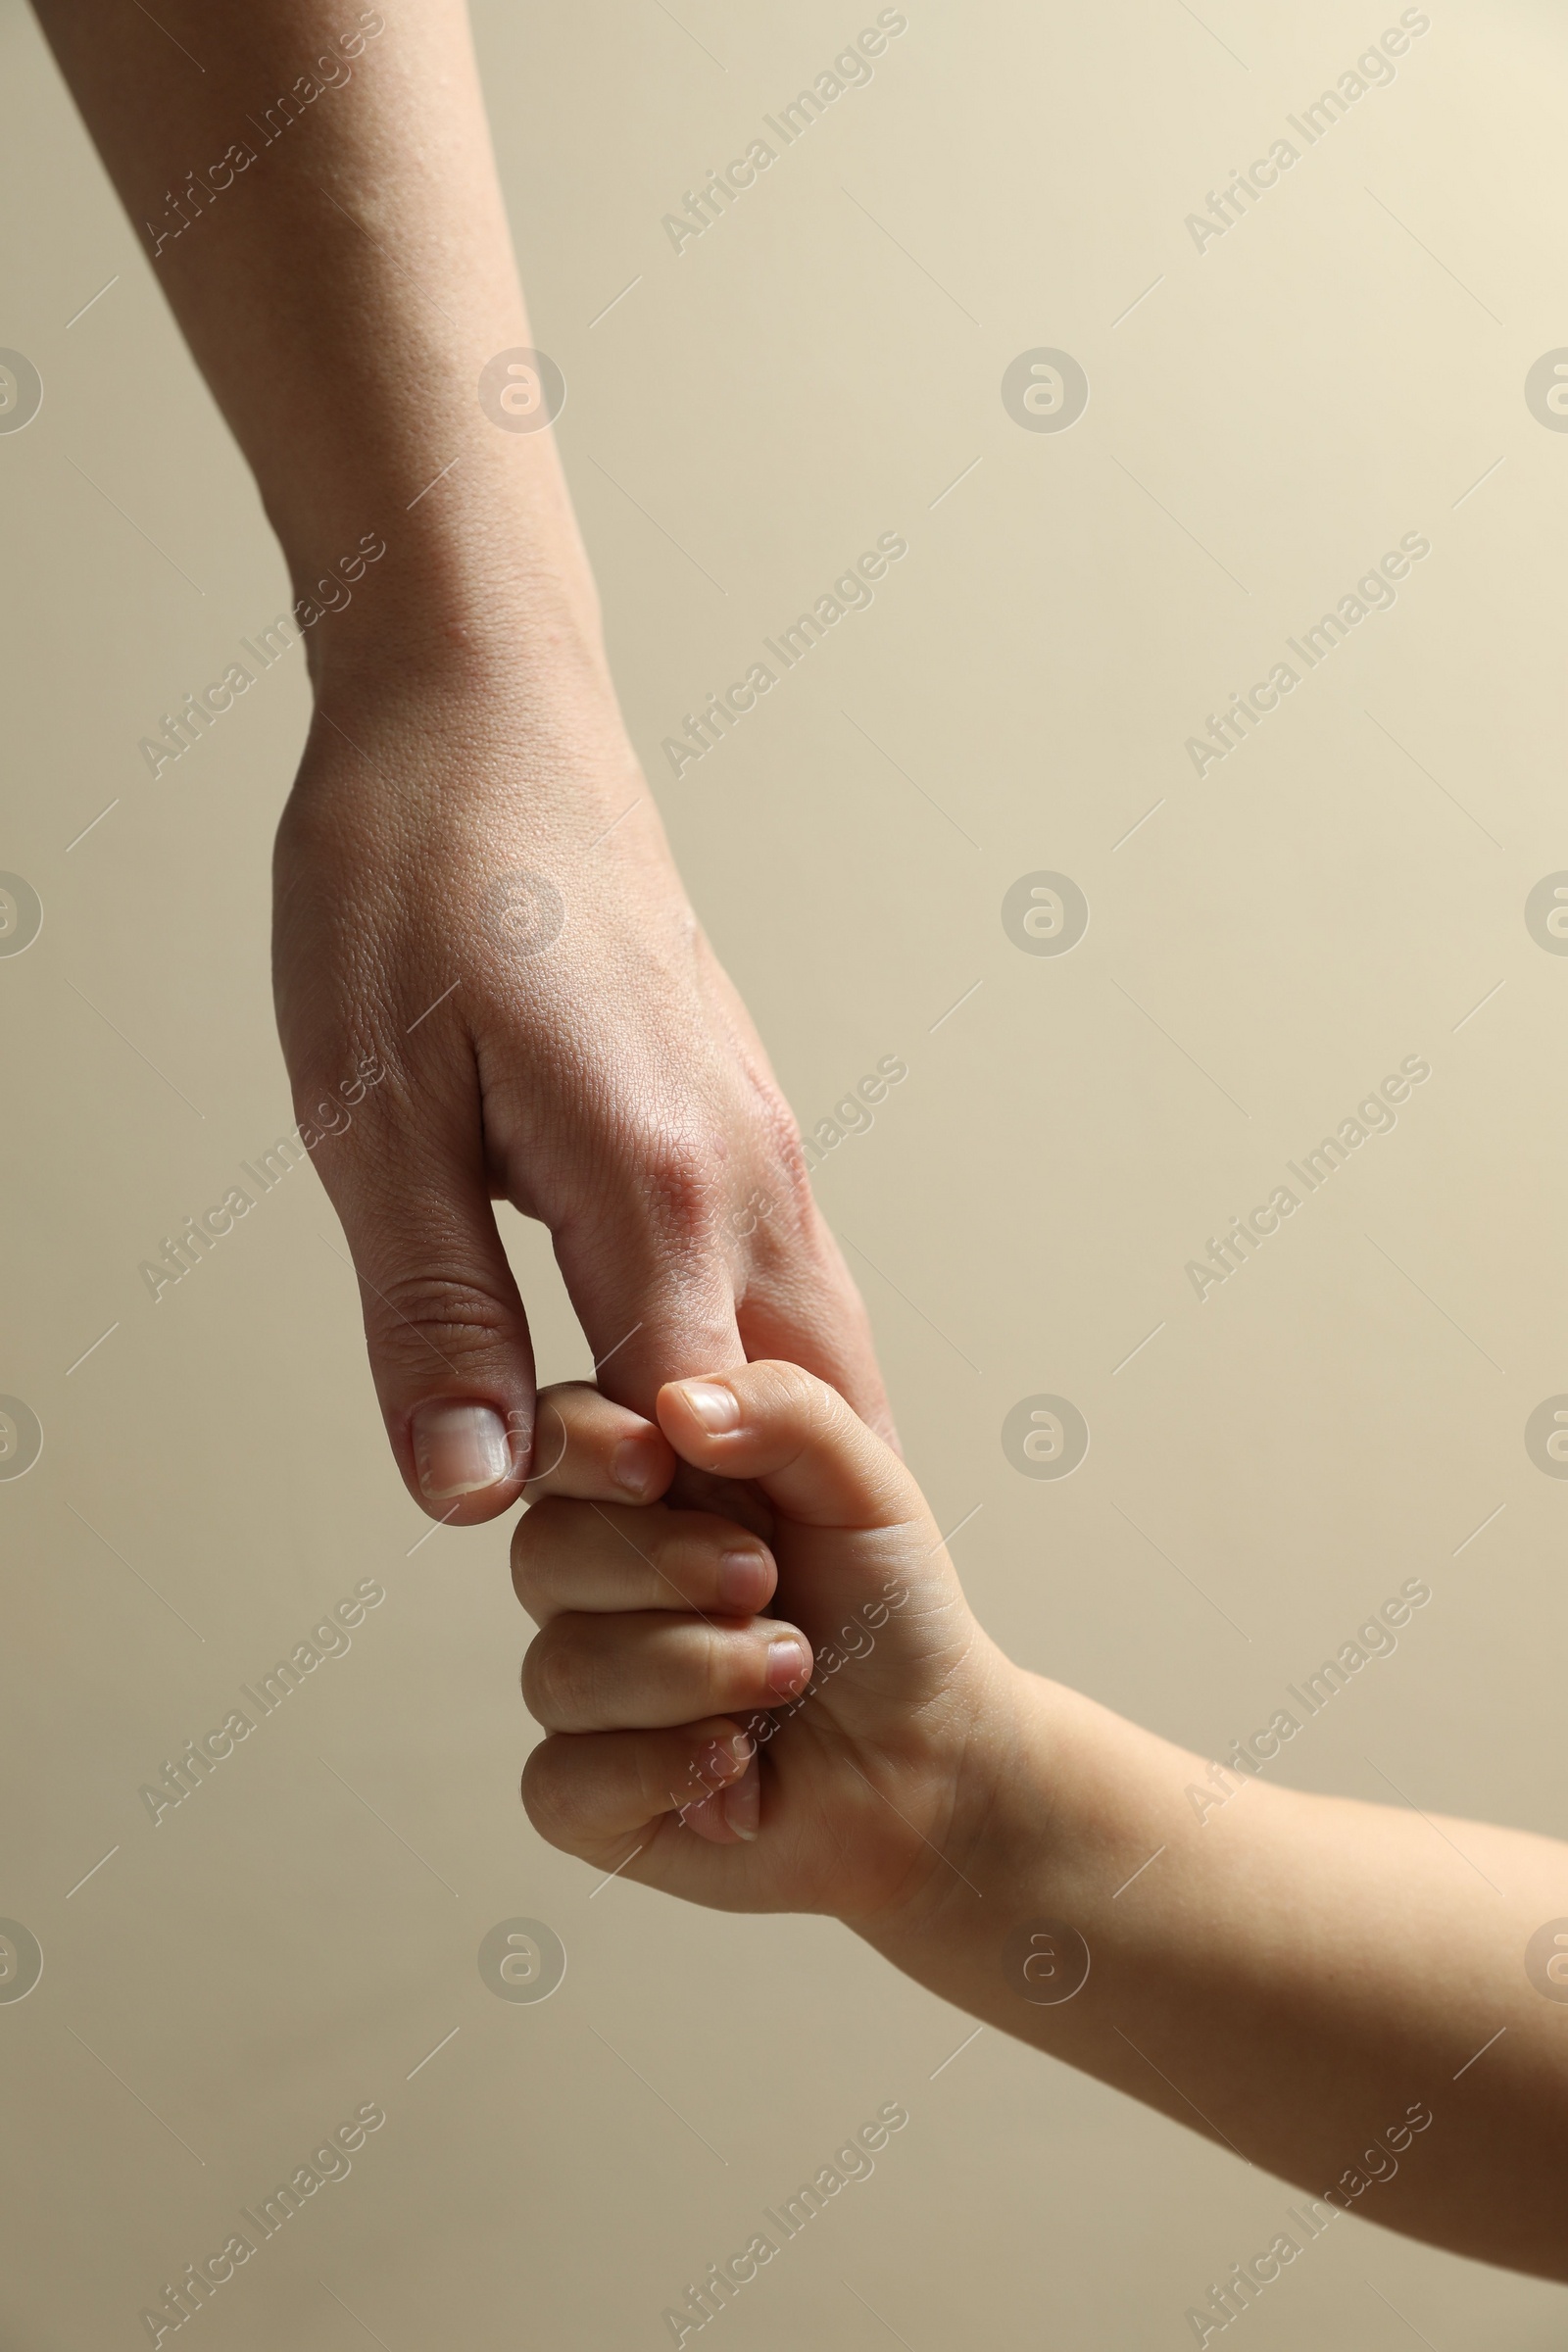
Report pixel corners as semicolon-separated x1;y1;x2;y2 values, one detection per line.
3;0;1567;2342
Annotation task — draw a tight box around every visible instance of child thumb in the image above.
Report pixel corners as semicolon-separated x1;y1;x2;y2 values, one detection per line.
655;1361;928;1536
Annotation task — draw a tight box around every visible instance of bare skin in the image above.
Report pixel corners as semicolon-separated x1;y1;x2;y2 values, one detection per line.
515;1368;1568;2285
34;0;891;1518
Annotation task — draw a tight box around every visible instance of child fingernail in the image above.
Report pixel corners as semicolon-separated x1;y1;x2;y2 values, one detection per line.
412;1400;512;1498
764;1630;811;1696
612;1435;660;1496
723;1758;760;1841
718;1549;771;1609
678;1381;740;1433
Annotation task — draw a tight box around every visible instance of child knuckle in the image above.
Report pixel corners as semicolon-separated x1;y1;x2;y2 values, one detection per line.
521;1623;585;1726
520;1745;586;1847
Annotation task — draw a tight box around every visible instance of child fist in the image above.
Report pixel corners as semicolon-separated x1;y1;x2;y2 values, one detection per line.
513;1363;1013;1927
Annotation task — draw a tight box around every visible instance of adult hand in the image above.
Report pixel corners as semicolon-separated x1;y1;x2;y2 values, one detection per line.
274;662;890;1521
36;0;889;1520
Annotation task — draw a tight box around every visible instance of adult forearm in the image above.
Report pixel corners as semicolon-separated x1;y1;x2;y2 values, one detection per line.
34;0;605;687
866;1674;1568;2278
36;1;895;1519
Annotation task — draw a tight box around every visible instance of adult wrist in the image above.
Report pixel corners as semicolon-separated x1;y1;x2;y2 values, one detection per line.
261;421;612;706
276;587;647;850
301;575;612;712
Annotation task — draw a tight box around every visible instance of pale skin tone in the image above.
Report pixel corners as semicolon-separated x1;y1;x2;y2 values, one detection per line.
42;0;1566;2289
35;0;890;1517
517;1366;1568;2285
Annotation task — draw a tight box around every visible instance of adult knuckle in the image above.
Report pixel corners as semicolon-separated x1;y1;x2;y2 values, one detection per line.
753;1087;813;1199
371;1270;513;1360
633;1132;721;1251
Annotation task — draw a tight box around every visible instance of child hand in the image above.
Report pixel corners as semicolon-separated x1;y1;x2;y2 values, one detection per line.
513;1363;1015;1925
512;1384;1568;2287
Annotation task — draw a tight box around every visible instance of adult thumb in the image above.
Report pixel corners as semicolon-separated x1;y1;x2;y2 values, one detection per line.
310;1108;536;1523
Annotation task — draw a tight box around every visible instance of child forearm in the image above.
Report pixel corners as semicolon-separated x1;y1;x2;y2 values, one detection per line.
862;1670;1568;2279
510;1366;1568;2284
